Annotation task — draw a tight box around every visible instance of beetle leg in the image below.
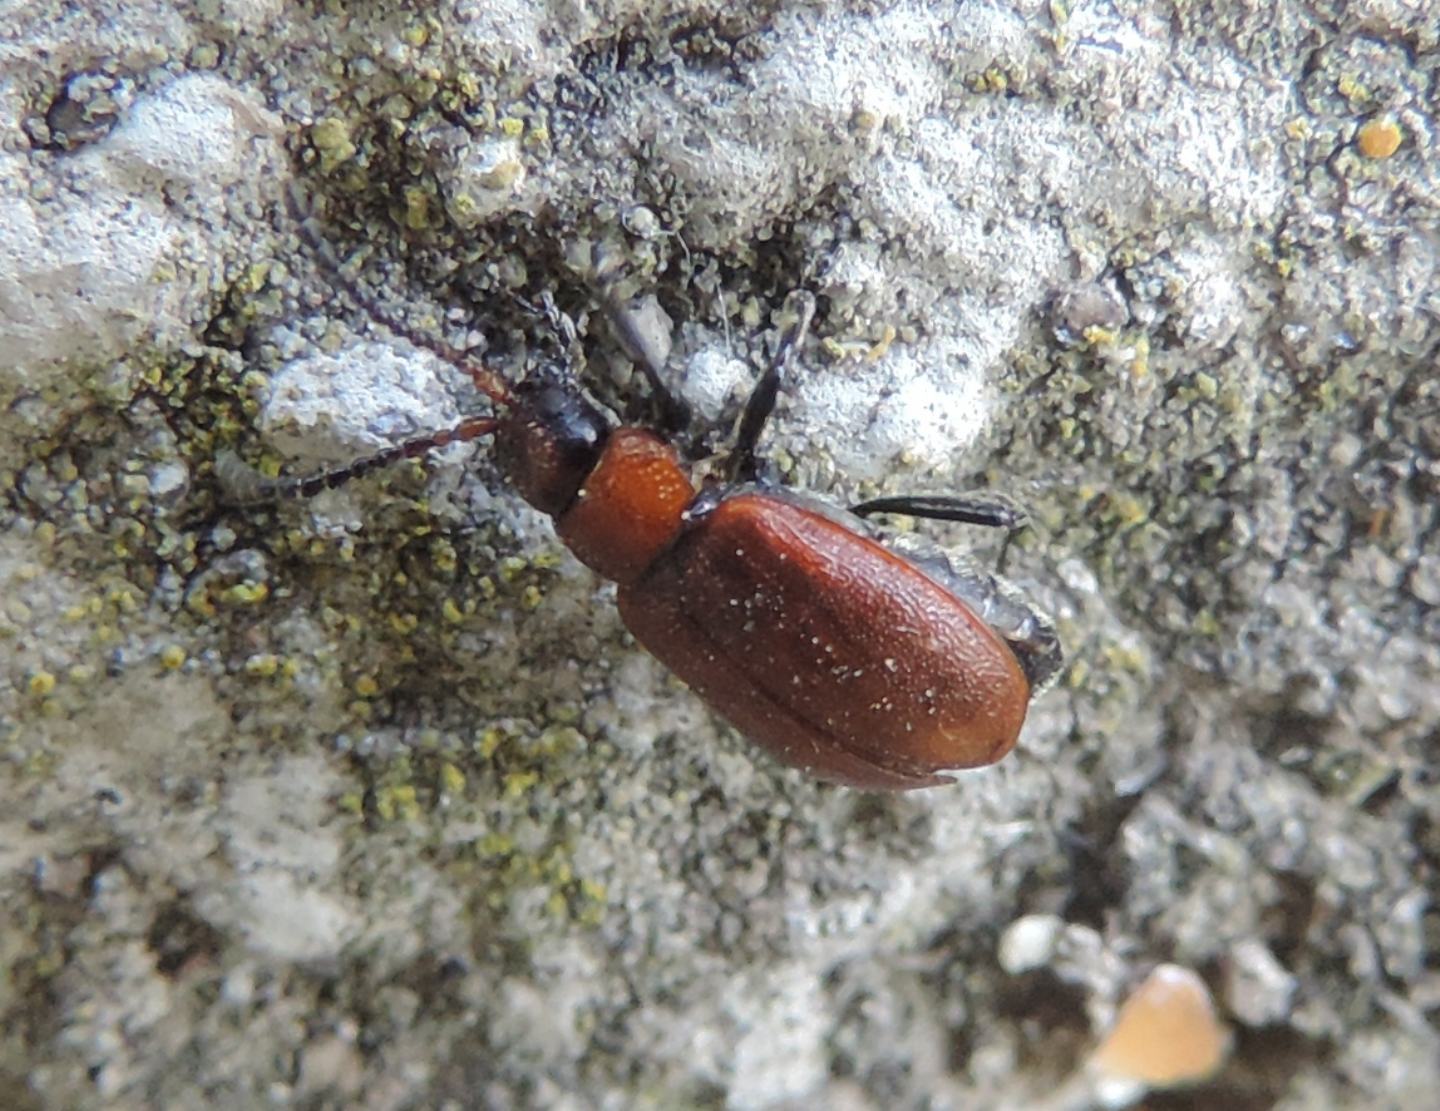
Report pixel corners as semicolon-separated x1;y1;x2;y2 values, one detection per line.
591;244;691;435
848;494;1027;530
728;290;816;483
634;342;692;437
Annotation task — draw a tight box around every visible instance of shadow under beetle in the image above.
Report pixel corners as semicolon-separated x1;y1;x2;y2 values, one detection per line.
224;204;1062;790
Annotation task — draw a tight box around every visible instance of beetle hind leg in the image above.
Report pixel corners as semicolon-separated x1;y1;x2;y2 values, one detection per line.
849;493;1026;530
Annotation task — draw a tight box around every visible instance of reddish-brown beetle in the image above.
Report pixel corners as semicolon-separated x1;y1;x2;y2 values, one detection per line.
225;241;1061;789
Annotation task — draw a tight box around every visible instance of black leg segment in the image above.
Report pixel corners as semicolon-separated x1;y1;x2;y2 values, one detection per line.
849;494;1026;530
727;291;816;483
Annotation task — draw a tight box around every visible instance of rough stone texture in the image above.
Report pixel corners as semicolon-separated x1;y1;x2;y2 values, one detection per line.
1;2;1436;1109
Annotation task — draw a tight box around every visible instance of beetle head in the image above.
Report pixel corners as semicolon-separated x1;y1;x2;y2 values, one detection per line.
495;367;612;517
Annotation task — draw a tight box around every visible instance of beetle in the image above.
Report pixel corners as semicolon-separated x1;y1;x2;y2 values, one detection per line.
222;231;1061;789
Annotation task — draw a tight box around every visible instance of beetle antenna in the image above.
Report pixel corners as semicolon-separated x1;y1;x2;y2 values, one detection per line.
727;290;816;483
285;183;513;408
216;415;501;505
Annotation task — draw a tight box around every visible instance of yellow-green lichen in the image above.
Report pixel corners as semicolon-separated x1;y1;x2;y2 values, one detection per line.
311;116;358;172
220;581;269;606
374;783;420;822
439;762;466;795
244;654;281;678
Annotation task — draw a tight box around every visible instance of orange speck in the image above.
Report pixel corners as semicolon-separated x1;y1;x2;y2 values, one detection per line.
1357;118;1402;160
1091;964;1230;1088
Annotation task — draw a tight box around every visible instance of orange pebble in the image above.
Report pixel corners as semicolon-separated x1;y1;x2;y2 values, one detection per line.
1357;118;1402;159
1091;964;1231;1088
